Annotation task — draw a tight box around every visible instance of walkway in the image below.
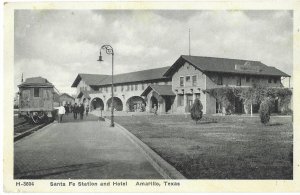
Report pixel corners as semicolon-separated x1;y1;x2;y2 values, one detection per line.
14;113;163;179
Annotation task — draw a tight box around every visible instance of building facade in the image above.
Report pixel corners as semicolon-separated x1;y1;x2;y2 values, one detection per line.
59;93;75;105
71;55;290;114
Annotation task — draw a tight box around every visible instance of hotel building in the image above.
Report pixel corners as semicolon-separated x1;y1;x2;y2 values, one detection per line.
71;55;290;114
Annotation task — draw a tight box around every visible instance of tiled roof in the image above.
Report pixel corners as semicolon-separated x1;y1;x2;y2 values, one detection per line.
60;93;75;100
164;55;290;77
141;85;175;96
72;66;171;87
71;74;109;87
18;77;54;88
99;66;171;85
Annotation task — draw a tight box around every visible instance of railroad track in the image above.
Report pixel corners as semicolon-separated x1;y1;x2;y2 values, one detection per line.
14;121;29;129
14;122;51;142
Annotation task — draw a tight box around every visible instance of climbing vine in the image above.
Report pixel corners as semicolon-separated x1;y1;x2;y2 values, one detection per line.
204;85;292;114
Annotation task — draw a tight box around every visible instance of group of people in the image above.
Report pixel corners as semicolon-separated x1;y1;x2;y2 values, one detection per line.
56;103;90;123
72;103;89;120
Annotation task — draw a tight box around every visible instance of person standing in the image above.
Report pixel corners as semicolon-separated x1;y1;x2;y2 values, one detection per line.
153;104;158;115
79;103;84;120
64;104;69;115
58;105;66;123
85;105;89;116
73;103;78;119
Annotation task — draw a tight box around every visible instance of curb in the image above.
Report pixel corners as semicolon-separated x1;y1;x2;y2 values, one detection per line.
104;118;186;179
14;122;54;142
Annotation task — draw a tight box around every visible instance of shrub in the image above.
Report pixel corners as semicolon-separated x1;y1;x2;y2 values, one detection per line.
191;98;203;124
259;99;271;124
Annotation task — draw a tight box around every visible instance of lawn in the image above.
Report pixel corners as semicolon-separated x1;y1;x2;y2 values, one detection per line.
114;114;293;179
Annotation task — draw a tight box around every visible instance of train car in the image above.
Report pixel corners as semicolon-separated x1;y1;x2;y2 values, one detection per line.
18;77;60;124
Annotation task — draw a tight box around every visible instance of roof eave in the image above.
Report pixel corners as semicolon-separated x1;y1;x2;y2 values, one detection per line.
71;74;82;88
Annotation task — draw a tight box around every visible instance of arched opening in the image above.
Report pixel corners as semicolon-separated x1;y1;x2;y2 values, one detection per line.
107;97;123;111
126;96;146;112
91;97;104;110
150;96;158;108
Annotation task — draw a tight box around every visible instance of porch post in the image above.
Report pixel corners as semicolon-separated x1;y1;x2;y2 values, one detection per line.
183;93;187;113
192;92;196;102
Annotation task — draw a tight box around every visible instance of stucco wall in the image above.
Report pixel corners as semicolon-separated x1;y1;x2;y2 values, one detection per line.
171;62;207;113
76;80;91;95
59;95;75;105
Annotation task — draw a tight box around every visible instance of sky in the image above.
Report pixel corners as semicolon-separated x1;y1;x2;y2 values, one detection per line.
14;10;293;95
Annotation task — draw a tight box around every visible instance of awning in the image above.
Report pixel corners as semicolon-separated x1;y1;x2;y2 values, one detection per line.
141;85;175;96
77;90;91;99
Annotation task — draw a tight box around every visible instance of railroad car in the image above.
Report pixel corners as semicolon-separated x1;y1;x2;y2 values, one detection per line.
18;77;60;124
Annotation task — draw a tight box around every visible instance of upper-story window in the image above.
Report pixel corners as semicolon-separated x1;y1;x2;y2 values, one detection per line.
186;76;191;83
192;75;197;86
274;78;278;83
217;75;223;85
246;76;250;82
121;85;124;91
34;88;39;97
105;87;108;92
127;85;129;91
131;85;134;91
180;77;184;87
135;84;138;90
237;77;241;86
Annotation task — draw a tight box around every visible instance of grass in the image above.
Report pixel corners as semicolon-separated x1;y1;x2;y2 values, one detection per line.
115;114;293;179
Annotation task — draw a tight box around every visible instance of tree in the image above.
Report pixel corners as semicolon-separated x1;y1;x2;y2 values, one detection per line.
259;98;271;125
190;98;203;124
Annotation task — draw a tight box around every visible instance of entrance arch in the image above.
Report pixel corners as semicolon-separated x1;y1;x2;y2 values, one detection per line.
126;96;146;112
91;97;104;110
150;96;158;108
107;97;123;111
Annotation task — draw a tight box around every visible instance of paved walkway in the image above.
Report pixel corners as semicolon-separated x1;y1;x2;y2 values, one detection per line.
14;113;163;179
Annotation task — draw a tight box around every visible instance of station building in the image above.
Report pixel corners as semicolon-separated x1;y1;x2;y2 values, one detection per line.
71;55;290;114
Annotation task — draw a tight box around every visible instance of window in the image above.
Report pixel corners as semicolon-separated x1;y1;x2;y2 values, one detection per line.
180;77;184;86
186;76;191;82
99;88;102;92
121;85;124;91
274;78;278;84
105;87;108;92
34;88;39;97
127;85;129;91
268;77;272;83
192;75;197;86
217;75;223;85
142;84;145;90
114;86;117;92
131;85;134;91
246;76;250;82
237;77;241;86
135;84;138;90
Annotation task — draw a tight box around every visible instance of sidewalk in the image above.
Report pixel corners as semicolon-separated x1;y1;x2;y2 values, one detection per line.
14;114;163;179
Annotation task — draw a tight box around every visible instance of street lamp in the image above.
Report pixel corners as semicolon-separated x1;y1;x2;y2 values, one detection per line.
98;45;114;127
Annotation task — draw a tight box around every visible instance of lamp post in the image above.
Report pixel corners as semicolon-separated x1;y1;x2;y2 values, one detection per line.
98;45;114;127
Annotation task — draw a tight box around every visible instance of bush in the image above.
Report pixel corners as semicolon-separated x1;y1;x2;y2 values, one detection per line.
191;98;203;124
259;99;271;124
